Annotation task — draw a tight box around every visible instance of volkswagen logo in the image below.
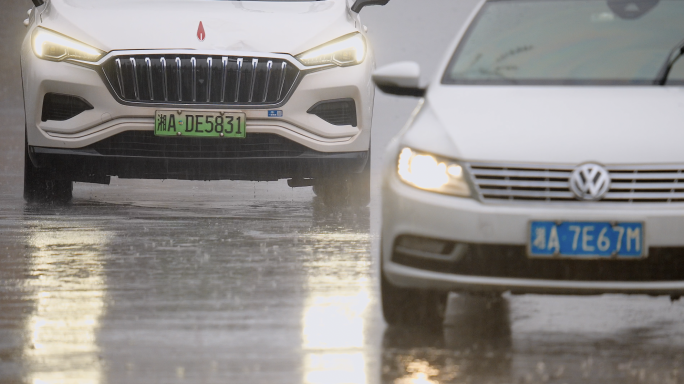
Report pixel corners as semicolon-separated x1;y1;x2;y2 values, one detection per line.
569;163;611;201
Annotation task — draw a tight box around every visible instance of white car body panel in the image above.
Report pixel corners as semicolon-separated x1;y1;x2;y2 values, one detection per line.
381;0;684;296
22;0;375;156
424;86;684;164
39;0;357;55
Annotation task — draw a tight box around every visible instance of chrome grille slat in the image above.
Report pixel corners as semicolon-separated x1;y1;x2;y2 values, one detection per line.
277;62;287;99
220;57;228;103
160;57;168;101
470;169;572;178
115;58;125;96
175;57;182;102
604;192;684;199
611;182;684;189
129;57;139;100
145;57;154;101
249;58;258;102
263;60;272;102
103;54;300;106
609;173;684;180
206;57;212;103
235;58;243;103
191;57;197;102
477;179;569;188
469;162;684;204
479;189;576;198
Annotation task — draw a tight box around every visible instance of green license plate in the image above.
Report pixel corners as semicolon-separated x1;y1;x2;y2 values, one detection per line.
154;110;246;138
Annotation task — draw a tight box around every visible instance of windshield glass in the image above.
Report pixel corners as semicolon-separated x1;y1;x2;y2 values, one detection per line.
443;0;684;85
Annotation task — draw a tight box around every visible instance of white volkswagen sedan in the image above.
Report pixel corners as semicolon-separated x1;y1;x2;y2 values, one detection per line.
374;0;684;328
21;0;387;204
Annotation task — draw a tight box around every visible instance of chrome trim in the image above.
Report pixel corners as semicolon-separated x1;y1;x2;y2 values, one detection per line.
115;58;124;96
206;57;212;102
96;50;307;109
387;263;684;295
468;161;684;204
175;57;182;102
263;60;272;102
160;57;168;101
249;58;258;102
220;57;228;103
145;57;154;101
129;57;139;100
191;57;197;102
85;49;317;71
235;57;243;103
277;61;287;100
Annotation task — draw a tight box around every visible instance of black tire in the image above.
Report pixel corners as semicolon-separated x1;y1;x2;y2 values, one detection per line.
313;157;370;207
23;144;72;203
381;269;448;330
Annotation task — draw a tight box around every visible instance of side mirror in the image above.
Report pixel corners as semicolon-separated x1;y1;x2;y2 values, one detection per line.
372;61;426;97
32;0;44;6
351;0;389;13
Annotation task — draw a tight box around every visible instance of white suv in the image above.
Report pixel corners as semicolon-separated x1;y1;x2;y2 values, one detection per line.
374;0;684;328
21;0;388;204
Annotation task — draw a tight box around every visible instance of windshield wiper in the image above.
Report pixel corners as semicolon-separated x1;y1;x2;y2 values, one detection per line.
654;38;684;85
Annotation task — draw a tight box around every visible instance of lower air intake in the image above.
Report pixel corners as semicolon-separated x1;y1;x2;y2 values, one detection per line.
85;131;307;159
41;93;94;122
307;98;357;127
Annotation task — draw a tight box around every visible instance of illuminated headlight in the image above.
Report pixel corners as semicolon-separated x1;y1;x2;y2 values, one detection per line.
32;27;105;62
397;147;471;197
296;33;366;67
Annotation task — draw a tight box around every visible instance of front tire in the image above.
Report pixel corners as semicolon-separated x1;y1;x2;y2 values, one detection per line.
381;269;448;330
313;157;370;207
24;144;72;203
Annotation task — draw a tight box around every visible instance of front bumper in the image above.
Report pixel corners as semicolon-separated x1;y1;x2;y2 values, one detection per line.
29;132;369;182
382;174;684;296
21;48;374;154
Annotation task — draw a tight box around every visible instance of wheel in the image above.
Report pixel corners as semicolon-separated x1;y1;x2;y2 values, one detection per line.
24;143;73;203
381;268;448;330
313;157;370;207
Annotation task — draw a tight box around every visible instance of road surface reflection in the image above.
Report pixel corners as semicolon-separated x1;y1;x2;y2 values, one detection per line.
24;212;109;384
301;230;373;384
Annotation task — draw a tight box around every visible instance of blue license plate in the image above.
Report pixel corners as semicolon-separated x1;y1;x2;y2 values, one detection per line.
529;221;644;258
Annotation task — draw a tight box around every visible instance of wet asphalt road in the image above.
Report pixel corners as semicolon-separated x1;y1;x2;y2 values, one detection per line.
2;1;684;383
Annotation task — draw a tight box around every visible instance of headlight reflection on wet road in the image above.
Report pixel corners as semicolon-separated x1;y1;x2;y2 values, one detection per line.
301;232;372;384
25;222;110;384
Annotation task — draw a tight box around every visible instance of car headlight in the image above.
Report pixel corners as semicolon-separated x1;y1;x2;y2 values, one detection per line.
296;33;366;67
32;27;105;62
397;147;471;197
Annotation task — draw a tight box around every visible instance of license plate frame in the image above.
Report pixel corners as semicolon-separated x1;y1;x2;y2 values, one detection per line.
527;221;646;259
154;110;246;138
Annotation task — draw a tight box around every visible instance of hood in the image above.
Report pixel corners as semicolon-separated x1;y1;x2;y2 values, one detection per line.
40;0;354;55
426;86;684;165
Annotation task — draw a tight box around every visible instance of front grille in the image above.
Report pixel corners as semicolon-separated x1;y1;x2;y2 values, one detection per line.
85;131;307;159
41;93;93;122
392;240;684;282
469;162;684;203
101;54;300;106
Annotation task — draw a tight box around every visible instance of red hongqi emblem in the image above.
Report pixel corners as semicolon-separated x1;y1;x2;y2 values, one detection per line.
197;21;206;41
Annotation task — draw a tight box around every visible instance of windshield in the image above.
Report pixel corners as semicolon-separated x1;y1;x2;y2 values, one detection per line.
443;0;684;85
